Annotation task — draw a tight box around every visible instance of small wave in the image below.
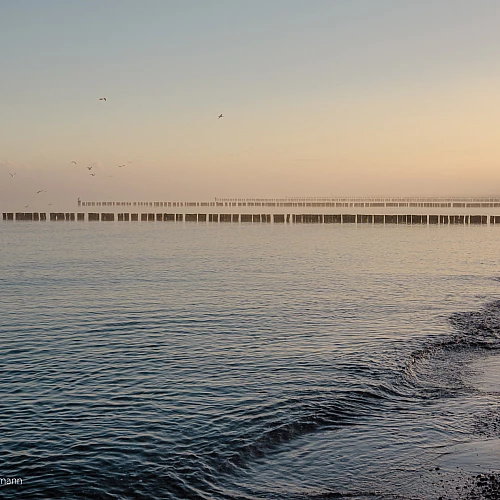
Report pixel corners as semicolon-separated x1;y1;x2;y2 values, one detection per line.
403;300;500;397
217;389;391;474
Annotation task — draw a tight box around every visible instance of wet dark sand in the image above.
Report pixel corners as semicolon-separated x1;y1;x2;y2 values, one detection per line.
426;354;500;500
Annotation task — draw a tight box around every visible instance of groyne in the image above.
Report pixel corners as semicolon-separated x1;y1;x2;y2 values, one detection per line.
4;212;500;225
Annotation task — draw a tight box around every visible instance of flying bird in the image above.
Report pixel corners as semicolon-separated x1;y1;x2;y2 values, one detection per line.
25;205;29;208
218;114;223;119
98;97;107;101
87;166;93;170
71;161;77;164
36;190;47;194
9;172;16;177
90;173;96;176
118;164;125;168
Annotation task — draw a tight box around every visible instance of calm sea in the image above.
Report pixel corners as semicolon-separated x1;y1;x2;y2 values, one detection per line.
1;222;499;499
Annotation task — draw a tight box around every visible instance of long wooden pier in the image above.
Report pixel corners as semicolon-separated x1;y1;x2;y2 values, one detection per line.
78;196;500;209
4;212;500;225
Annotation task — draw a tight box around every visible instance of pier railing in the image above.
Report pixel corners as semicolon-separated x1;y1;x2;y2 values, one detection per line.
78;197;500;209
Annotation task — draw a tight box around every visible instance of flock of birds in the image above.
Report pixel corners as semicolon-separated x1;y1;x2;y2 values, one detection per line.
7;98;227;181
4;97;284;209
4;97;228;209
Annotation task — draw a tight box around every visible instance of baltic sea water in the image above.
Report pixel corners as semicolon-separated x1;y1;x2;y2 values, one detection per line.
1;222;499;499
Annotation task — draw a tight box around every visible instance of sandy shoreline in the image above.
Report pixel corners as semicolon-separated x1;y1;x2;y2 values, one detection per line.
426;353;500;499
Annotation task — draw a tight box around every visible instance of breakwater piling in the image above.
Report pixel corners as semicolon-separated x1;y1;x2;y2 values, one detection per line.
6;213;47;221
3;213;500;225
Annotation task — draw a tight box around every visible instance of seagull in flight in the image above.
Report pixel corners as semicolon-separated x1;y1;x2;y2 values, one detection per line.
25;205;29;208
71;161;77;164
87;166;93;170
36;190;47;194
218;114;223;119
9;172;16;177
118;164;125;168
90;173;96;176
98;97;107;101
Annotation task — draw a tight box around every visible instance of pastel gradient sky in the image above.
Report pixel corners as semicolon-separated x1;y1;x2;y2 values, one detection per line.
1;0;500;208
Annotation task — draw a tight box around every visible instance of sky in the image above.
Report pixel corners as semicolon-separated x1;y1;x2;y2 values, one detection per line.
1;0;500;209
